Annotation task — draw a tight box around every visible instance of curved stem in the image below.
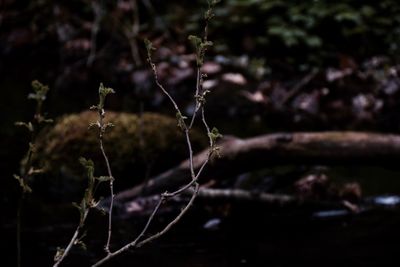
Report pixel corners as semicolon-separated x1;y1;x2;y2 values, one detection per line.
150;63;183;116
163;154;210;198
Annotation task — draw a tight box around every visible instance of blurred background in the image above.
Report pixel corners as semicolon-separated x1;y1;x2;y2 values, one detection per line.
2;0;400;266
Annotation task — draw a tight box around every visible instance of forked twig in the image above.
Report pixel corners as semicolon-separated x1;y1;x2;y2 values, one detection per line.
91;1;221;266
53;209;89;267
53;85;116;267
92;183;200;267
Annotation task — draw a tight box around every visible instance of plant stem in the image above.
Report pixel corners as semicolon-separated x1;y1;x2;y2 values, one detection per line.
98;108;115;254
53;210;89;267
189;68;202;129
91;183;200;267
91;2;220;265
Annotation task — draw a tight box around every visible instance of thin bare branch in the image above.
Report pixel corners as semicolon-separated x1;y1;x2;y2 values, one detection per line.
201;106;212;146
137;183;199;247
189;68;202;129
148;61;183;116
92;2;220;266
53;210;89;267
97;109;115;254
91;183;200;267
163;152;210;198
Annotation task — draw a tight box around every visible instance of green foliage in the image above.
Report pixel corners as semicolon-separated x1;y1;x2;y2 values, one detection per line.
72;157;104;226
14;80;52;267
175;111;188;130
13;174;32;193
53;248;65;262
29;80;49;102
174;0;400;68
144;38;156;59
188;35;213;66
195;89;210;105
79;157;95;182
185;1;218;67
213;0;400;47
208;127;223;157
205;0;220;21
209;127;223;144
95;83;115;110
14;80;52;194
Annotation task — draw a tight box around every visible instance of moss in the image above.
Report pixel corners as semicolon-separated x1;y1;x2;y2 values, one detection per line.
34;111;206;198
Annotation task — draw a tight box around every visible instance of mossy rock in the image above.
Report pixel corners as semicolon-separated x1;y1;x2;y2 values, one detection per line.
33;111;206;199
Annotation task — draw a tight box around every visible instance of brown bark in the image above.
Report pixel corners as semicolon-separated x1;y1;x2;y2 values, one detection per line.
114;188;357;219
193;188;351;210
113;132;400;203
195;188;297;204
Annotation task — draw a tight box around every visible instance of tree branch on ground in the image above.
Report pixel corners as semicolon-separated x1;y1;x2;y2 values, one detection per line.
111;131;400;202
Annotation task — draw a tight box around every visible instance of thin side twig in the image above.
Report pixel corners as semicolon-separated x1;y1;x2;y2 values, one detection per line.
189;1;213;130
92;51;217;267
91;2;220;266
136;183;200;247
189;68;202;129
91;183;200;267
148;60;182;115
53;210;89;267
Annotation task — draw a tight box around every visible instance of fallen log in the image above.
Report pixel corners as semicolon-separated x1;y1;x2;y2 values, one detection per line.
195;188;297;204
113;188;363;219
194;188;362;213
113;132;400;203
